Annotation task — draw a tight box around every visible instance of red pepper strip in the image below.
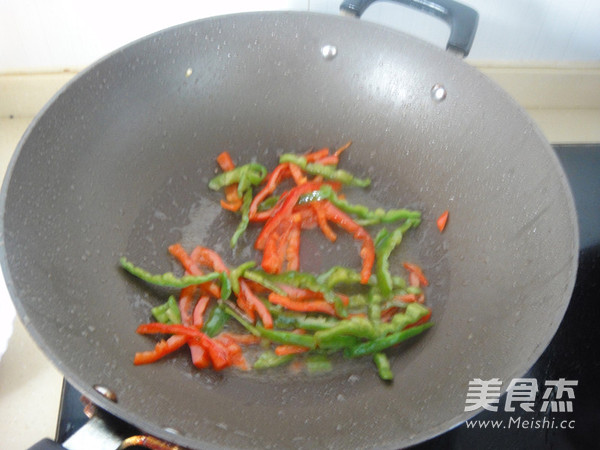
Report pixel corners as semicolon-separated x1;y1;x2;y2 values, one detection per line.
304;147;330;162
403;262;429;287
255;181;325;250
262;213;302;274
137;322;205;339
313;155;338;166
192;295;211;329
292;203;318;229
136;323;231;370
380;307;401;323
240;280;273;328
250;190;288;223
191;246;230;274
268;292;337;316
285;220;302;272
216;151;236;171
133;335;188;365
279;284;323;301
214;334;248;370
408;272;421;288
220;198;242;211
275;344;310;356
404;309;432;330
312;201;337;242
189;336;231;370
178;286;197;326
261;219;292;274
168;243;221;298
236;280;255;321
168;243;198;273
313;141;352;165
395;293;419;303
189;343;211;369
320;202;375;284
289;163;308;185
189;294;212;367
217;151;243;212
248;163;292;220
437;210;449;232
218;332;261;345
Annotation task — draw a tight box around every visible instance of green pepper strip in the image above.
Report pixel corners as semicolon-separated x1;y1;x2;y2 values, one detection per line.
314;316;377;345
344;322;433;358
229;261;256;295
219;272;232;300
317;334;362;351
203;303;229;337
257;195;280;212
120;257;221;288
356;213;421;227
256;326;316;349
347;293;368;310
208;163;267;192
375;303;430;337
316;266;362;289
151;295;182;324
373;352;393;381
375;219;418;297
224;304;316;348
392;276;408;290
279;154;370;187
406;286;422;295
243;270;287;296
254;351;295;369
273;311;340;331
254;270;347;317
368;289;383;325
374;228;390;248
230;189;253;248
299;185;421;226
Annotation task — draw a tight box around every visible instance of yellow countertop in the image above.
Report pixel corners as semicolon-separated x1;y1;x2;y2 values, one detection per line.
0;66;599;449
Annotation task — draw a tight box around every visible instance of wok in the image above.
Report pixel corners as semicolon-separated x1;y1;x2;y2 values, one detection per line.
0;1;578;449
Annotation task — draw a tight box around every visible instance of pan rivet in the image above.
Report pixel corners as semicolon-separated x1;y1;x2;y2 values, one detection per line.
321;45;338;60
93;384;118;403
431;83;447;102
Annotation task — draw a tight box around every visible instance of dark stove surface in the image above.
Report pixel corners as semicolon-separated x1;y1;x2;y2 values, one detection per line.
52;144;600;450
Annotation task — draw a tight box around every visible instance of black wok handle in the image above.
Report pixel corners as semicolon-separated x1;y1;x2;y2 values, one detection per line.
339;0;478;57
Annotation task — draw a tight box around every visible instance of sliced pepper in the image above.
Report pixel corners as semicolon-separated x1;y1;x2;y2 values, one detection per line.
151;295;182;324
203;304;229;337
344;322;433;358
320;201;375;284
375;220;418;297
120;257;221;288
254;351;295;369
373;352;393;381
208;163;267;193
313;316;377;345
133;335;188;365
230;189;253;248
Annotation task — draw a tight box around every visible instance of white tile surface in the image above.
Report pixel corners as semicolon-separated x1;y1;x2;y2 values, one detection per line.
1;0;600;73
0;116;63;450
1;0;310;72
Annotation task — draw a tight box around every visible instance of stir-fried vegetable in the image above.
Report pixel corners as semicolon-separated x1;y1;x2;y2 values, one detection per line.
121;142;434;380
437;210;450;232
